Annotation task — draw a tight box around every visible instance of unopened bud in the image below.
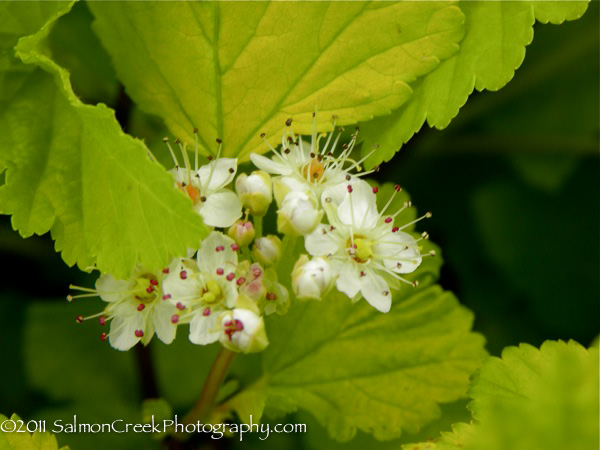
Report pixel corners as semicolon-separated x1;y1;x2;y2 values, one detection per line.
252;235;282;266
227;220;255;247
291;255;333;300
235;171;272;216
277;191;322;236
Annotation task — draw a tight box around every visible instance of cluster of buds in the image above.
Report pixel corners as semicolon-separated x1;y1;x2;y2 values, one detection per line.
69;114;432;352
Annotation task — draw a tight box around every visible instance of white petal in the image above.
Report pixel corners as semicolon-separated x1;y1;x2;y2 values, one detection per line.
337;179;379;230
332;260;361;299
198;158;237;191
109;313;144;351
95;275;133;303
189;312;221;345
305;224;341;256
250;153;292;176
198;190;243;228
359;270;392;313
153;302;177;345
197;231;238;273
376;231;422;274
162;267;202;306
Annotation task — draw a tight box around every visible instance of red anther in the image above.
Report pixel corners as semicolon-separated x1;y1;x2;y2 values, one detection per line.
252;268;262;278
394;184;402;192
176;302;185;311
137;303;145;311
231;243;240;251
372;187;379;194
226;273;235;281
215;245;225;252
162;293;172;300
236;277;246;286
162;268;170;274
146;286;154;293
347;185;353;193
385;217;392;223
202;308;211;316
150;279;159;286
266;292;277;300
76;315;84;324
100;332;108;342
353;244;357;249
180;270;188;280
99;316;106;326
360;271;366;277
216;268;224;275
392;227;399;233
134;330;144;338
171;314;179;324
224;319;244;340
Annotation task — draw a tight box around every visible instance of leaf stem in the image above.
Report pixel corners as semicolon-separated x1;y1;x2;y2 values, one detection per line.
183;348;236;425
277;234;298;286
254;215;263;239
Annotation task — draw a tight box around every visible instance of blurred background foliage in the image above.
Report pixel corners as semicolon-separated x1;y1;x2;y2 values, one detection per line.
0;1;597;449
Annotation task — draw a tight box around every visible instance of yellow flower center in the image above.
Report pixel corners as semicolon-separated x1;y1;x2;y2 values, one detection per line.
347;236;374;263
134;274;159;303
302;158;325;181
201;280;223;305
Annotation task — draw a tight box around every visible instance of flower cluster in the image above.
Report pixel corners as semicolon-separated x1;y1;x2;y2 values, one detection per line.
69;116;432;352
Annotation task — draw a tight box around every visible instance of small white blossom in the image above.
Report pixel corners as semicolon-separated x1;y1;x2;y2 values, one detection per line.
70;264;179;351
277;190;323;235
305;179;431;312
249;115;377;202
292;255;334;300
166;137;242;228
219;305;268;353
162;231;240;345
235;171;272;216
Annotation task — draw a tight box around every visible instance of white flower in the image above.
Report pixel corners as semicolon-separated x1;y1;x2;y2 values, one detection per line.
70;264;179;351
219;306;268;353
277;190;323;235
249;115;377;201
162;231;240;345
304;179;431;312
165;137;242;228
292;255;334;300
235;171;272;216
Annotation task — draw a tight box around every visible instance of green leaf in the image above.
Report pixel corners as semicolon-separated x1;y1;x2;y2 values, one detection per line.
0;4;208;277
360;0;589;166
231;283;486;441
0;413;69;450
0;1;70;55
404;340;599;450
88;1;465;159
468;340;599;450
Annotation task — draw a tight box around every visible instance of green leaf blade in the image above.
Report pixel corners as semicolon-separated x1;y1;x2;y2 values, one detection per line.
88;1;465;159
0;5;209;277
257;285;486;441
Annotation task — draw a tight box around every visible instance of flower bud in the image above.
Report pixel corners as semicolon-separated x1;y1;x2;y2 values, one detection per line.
235;171;273;216
227;220;255;247
219;306;268;353
292;255;334;300
277;191;322;235
252;235;282;266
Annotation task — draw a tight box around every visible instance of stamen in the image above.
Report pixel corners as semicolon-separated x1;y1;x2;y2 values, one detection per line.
193;127;199;171
135;330;144;338
171;314;180;324
216;268;224;275
226;273;235;281
398;212;432;231
163;137;180;168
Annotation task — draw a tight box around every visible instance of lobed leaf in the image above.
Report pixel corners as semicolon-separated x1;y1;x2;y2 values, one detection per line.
0;3;209;278
88;1;465;159
229;281;486;441
0;413;69;450
360;0;589;167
